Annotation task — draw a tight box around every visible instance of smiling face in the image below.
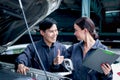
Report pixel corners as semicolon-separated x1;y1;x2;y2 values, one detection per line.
40;24;58;45
74;17;98;41
74;24;85;41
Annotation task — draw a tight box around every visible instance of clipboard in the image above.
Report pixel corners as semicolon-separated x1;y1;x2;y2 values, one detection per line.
83;48;120;73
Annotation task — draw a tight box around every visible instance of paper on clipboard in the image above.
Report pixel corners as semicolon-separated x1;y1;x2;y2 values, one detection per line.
83;48;120;73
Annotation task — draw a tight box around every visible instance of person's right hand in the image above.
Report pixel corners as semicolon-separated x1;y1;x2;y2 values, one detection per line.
54;49;64;65
17;64;29;75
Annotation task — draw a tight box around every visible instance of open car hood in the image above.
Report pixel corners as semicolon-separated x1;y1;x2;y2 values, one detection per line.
0;0;61;53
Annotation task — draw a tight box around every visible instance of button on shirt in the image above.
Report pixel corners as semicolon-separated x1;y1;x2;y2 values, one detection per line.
16;39;66;72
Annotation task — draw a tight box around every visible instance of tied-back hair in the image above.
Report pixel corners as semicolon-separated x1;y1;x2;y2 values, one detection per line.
74;17;99;40
38;17;57;31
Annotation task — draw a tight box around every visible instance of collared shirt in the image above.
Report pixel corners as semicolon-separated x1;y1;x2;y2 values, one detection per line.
65;39;112;80
16;39;66;72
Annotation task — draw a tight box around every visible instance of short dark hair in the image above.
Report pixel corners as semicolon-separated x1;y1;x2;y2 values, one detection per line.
38;18;57;31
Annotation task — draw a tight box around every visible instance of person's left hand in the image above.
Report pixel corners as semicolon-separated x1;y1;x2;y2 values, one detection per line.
101;63;112;75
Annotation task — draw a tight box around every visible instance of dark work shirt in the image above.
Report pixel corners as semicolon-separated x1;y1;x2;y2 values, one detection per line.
16;39;66;72
65;39;113;80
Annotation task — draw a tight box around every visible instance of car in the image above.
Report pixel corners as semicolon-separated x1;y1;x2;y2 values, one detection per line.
0;0;70;80
1;44;28;55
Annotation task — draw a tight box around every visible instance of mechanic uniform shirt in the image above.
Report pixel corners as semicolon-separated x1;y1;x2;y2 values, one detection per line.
65;39;113;80
16;39;66;72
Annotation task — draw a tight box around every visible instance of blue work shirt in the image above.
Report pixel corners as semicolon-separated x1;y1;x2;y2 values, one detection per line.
65;39;113;80
16;39;66;72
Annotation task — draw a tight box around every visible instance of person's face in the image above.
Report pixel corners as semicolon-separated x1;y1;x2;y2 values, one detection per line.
74;24;85;41
41;24;58;44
